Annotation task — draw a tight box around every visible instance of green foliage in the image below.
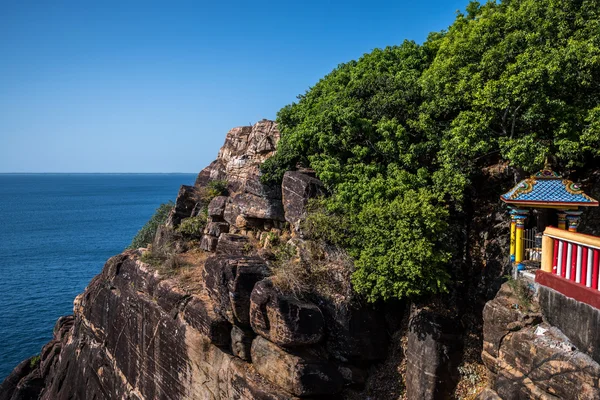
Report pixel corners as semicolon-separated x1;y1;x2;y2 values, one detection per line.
128;202;174;249
30;355;41;368
176;214;207;239
203;180;228;201
262;0;600;302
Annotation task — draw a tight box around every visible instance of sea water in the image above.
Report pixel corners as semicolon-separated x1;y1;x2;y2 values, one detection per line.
0;173;196;381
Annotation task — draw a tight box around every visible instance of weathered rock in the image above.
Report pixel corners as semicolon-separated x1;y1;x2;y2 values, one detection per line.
282;171;325;231
166;185;202;227
199;235;217;252
0;357;44;400
476;388;502;400
204;255;268;326
250;278;324;347
152;224;186;253
223;193;285;226
231;325;255;361
194;159;227;188
251;336;343;396
482;282;600;399
216;233;251;256
206;221;229;237
322;302;389;362
405;308;462;400
208;196;228;219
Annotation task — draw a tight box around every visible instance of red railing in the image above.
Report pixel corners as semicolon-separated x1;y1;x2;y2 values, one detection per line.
538;227;600;309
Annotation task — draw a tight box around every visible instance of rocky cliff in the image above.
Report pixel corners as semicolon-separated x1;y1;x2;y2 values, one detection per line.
3;120;600;400
0;120;392;400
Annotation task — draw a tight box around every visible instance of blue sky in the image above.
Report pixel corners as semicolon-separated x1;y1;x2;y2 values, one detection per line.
0;0;467;173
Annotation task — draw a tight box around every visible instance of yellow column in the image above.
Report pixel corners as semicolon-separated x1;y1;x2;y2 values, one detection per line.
541;234;554;273
509;214;517;262
557;212;567;230
515;215;526;263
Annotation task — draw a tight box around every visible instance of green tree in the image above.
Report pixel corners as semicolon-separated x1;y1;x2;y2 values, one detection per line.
263;0;600;302
128;202;173;249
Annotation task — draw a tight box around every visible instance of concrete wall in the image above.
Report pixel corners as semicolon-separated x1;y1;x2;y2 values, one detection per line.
539;285;600;363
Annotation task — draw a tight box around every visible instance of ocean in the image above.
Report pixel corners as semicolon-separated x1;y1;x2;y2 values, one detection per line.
0;173;196;382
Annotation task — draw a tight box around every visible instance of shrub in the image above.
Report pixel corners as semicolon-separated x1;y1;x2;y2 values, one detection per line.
202;180;228;202
30;355;41;368
177;214;207;239
128;202;174;249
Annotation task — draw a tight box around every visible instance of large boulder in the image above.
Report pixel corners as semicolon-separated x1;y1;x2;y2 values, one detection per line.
208;196;228;219
250;279;324;347
251;336;343;397
282;171;325;231
203;255;269;326
166;185;202;227
405;308;462;400
216;234;251;256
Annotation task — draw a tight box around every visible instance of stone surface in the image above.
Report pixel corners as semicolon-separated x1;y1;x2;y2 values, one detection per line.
231;325;255;361
250;278;324;347
206;221;229;237
216;233;251;256
405;308;462;400
1;252;298;400
196;120;284;226
204;255;268;326
207;196;228;219
538;284;600;364
282;171;325;231
322;302;389;362
167;185;203;227
482;282;600;399
200;235;218;252
251;336;343;397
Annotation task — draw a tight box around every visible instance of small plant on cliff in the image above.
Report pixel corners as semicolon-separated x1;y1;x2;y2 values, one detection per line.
128;202;174;249
202;180;228;202
29;355;40;368
176;213;207;239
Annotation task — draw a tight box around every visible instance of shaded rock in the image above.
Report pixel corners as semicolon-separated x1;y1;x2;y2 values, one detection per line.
282;171;325;231
200;235;218;252
251;336;343;397
0;357;44;400
183;296;232;347
206;221;229;237
223;193;285;226
216;233;251;256
322;302;389;362
405;308;462;400
152;224;186;253
250;278;324;347
195;159;227;188
166;185;202;227
208;196;228;219
231;325;255;361
204;255;268;326
476;388;502;400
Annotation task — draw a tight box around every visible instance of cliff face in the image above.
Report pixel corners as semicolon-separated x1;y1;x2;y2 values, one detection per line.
0;120;390;400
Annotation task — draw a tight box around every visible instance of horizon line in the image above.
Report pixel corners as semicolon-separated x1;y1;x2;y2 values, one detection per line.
0;172;198;175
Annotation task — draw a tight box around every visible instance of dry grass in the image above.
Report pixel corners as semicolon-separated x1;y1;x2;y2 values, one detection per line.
269;238;354;307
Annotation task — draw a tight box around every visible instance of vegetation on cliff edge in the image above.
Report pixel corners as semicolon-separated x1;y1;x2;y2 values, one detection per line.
262;0;600;302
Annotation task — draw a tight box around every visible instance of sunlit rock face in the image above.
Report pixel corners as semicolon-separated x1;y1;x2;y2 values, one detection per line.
1;120;391;400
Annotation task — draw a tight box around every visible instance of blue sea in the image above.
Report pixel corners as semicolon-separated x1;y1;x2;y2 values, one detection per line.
0;173;196;382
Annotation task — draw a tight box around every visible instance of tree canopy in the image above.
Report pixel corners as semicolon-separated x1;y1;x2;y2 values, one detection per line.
262;0;600;302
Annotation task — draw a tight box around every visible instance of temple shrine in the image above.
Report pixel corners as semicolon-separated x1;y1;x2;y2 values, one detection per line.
501;166;598;265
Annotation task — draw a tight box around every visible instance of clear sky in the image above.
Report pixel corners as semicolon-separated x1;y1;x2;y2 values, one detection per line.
0;0;467;173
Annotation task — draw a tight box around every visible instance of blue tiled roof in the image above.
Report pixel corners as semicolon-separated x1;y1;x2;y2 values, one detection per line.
502;178;598;204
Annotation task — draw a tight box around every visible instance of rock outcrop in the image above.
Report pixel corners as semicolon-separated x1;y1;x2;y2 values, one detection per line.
481;282;600;399
1;120;391;400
